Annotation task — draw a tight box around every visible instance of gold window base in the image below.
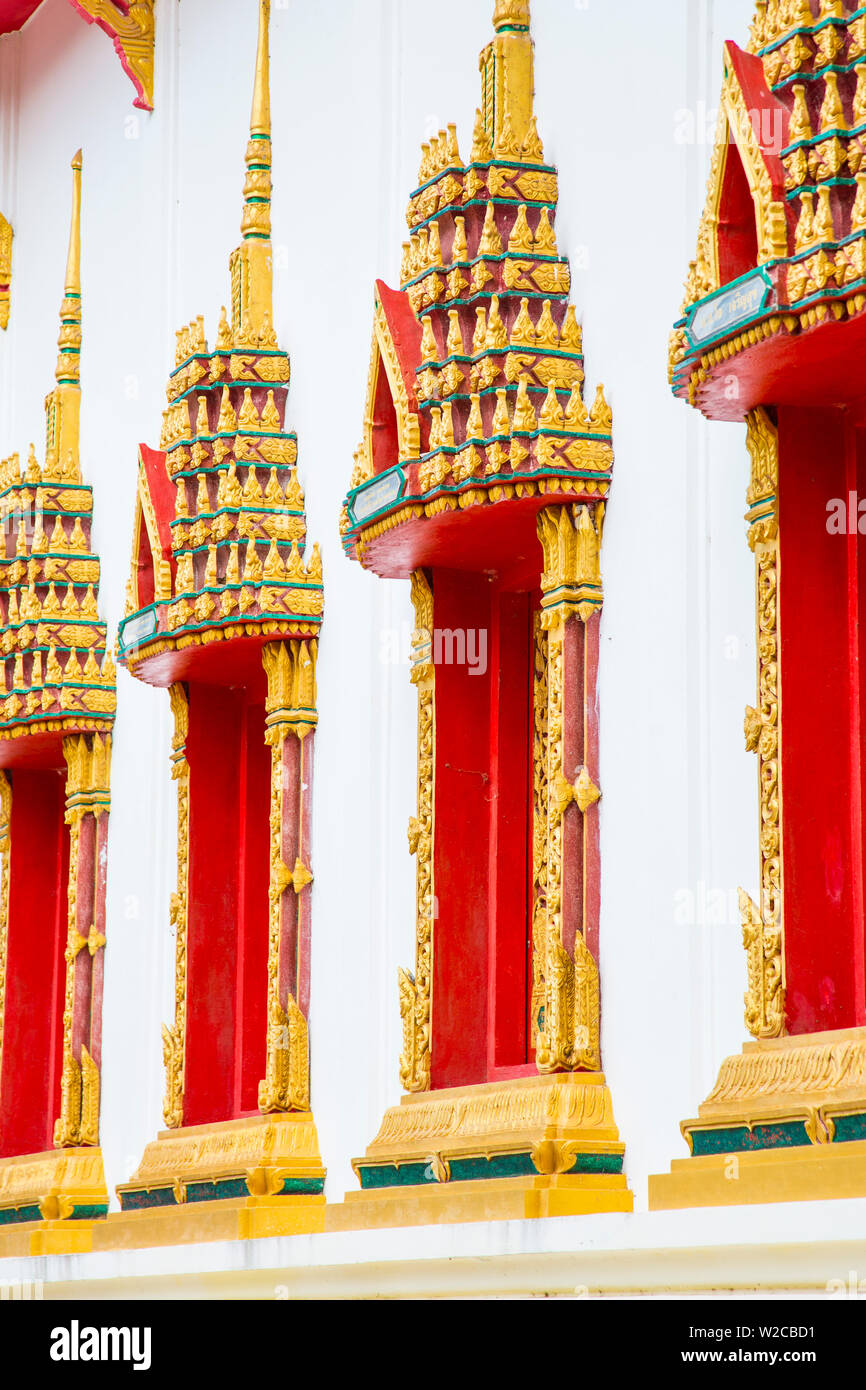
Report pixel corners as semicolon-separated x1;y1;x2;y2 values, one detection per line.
0;1147;108;1257
650;1027;866;1210
105;1113;326;1249
327;1073;633;1231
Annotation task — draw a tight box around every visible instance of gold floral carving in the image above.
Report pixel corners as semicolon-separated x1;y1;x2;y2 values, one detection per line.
741;408;784;1040
536;503;604;627
530;617;548;1041
360;1073;622;1168
162;682;189;1128
258;997;309;1114
745;404;779;550
681;53;788;313
119;1113;325;1197
0;214;12;331
262;638;317;742
705;1035;866;1112
399;571;434;1093
70;0;157;111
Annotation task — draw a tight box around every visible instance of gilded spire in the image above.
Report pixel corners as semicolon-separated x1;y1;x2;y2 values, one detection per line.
57;150;82;386
232;0;274;345
45;151;83;482
481;0;535;155
242;0;272;241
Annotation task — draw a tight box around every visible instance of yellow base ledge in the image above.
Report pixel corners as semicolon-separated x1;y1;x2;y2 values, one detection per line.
650;1028;866;1210
110;1112;326;1248
93;1194;326;1250
328;1173;632;1231
0;1147;108;1254
650;1138;866;1210
0;1218;102;1258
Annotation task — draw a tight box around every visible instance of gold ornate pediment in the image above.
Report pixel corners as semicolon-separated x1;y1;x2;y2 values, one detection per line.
682;47;788;313
359;296;421;482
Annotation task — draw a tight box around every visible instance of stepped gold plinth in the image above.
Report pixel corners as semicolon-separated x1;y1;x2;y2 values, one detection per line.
650;1027;866;1210
104;1113;326;1249
328;1073;632;1231
0;1147;108;1256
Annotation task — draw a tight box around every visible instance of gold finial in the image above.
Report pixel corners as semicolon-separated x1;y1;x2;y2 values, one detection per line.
57;151;83;386
481;0;535;155
242;0;272;242
45;152;83;483
494;0;531;30
251;0;271;139
232;0;276;344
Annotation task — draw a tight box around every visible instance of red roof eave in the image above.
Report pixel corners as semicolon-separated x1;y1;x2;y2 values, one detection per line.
375;278;423;413
724;41;789;208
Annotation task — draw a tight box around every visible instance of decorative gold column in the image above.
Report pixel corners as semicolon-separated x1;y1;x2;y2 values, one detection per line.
741;407;785;1039
0;214;11;331
258;639;316;1115
53;733;111;1149
161;682;189;1129
399;571;435;1094
534;504;603;1072
0;776;10;1089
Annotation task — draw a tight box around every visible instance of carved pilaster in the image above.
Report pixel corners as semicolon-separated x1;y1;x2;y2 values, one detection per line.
742;407;785;1039
54;733;111;1148
400;570;434;1093
258;641;314;1113
0;214;11;331
162;683;189;1128
0;776;10;1107
534;505;602;1072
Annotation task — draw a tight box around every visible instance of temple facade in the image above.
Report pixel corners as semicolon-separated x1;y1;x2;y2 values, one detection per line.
1;0;863;1297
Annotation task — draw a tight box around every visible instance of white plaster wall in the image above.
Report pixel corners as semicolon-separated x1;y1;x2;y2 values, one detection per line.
0;0;770;1240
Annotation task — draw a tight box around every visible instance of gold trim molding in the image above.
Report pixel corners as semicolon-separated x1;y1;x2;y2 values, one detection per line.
162;682;189;1128
399;570;435;1093
0;214;11;331
741;407;784;1040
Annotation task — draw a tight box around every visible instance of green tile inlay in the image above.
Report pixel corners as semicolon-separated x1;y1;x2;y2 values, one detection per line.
831;1112;866;1143
0;1204;42;1227
690;1121;809;1156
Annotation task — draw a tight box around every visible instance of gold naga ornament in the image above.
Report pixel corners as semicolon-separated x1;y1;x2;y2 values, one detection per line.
68;0;157;110
0;152;115;1255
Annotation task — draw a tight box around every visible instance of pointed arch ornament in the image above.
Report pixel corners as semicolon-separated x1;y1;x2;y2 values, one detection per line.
111;0;326;1247
332;0;632;1232
0;152;115;1255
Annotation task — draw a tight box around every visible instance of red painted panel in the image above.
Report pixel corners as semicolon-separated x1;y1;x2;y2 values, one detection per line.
488;590;532;1071
718;141;760;291
184;684;243;1126
236;700;270;1115
0;769;68;1158
778;406;864;1031
430;571;492;1089
0;1;43;34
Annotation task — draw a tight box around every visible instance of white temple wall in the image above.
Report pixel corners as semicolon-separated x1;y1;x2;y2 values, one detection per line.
0;0;763;1233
